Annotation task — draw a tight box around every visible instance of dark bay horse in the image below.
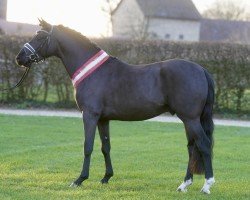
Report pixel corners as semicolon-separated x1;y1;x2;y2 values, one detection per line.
16;20;215;194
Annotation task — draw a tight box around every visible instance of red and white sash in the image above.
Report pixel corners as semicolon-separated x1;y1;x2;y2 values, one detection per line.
71;50;109;88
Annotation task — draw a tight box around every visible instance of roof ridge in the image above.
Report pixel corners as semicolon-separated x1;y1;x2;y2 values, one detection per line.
112;0;201;21
137;0;201;20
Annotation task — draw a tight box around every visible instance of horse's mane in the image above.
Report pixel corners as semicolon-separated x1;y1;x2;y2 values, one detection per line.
57;25;100;50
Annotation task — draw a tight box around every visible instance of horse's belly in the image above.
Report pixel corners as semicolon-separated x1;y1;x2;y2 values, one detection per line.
101;104;170;121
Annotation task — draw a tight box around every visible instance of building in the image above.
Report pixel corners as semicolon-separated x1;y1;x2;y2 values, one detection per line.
200;18;250;44
0;19;39;36
112;0;201;41
0;0;7;20
112;0;250;44
0;0;39;36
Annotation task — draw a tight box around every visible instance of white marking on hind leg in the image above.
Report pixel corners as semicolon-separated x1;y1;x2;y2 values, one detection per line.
177;179;193;193
201;177;215;194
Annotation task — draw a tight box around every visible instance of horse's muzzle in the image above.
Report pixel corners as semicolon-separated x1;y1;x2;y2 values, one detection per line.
16;50;32;68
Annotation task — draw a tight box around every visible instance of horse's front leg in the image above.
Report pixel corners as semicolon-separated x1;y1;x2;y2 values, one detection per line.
70;111;99;187
98;120;113;184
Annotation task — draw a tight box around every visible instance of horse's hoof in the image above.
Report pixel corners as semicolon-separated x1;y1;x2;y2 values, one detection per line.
69;182;80;188
177;187;187;193
201;188;210;194
100;178;109;184
100;174;113;184
200;177;215;195
177;179;192;193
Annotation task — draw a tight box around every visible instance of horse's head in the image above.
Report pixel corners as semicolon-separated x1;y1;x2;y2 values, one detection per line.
16;19;57;68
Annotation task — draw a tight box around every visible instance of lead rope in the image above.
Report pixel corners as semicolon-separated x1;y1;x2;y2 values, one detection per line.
0;67;30;91
0;26;53;92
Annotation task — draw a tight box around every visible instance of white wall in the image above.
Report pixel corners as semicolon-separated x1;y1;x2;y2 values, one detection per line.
112;0;201;41
112;0;145;38
148;18;200;41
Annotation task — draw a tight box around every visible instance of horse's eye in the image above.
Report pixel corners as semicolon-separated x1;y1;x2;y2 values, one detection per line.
34;32;46;41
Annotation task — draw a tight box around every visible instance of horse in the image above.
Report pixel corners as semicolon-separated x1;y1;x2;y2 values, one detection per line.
16;19;215;194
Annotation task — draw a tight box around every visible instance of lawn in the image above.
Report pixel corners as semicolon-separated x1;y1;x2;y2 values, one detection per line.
0;114;249;200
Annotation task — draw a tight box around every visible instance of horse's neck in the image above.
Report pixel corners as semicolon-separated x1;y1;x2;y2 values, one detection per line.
56;36;100;77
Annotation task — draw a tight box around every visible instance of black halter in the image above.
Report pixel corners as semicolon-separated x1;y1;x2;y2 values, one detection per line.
23;26;54;63
0;26;54;91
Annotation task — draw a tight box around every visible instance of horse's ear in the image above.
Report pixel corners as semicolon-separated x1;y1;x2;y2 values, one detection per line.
38;18;51;31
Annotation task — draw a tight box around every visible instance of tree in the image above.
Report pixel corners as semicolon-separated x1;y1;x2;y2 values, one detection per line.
203;0;250;44
102;0;121;36
0;28;4;35
203;0;249;21
124;15;151;41
102;0;150;40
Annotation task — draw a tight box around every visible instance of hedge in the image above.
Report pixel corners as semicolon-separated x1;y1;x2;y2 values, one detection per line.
0;35;249;116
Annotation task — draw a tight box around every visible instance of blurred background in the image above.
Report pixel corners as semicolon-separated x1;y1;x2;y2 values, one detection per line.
0;0;249;118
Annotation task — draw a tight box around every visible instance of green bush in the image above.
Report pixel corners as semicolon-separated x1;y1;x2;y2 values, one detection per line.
0;36;249;116
99;39;250;116
0;35;74;105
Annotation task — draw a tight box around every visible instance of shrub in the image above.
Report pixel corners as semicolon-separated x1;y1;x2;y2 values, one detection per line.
0;36;249;116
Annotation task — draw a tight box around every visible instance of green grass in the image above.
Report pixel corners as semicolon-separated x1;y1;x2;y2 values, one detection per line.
0;115;249;200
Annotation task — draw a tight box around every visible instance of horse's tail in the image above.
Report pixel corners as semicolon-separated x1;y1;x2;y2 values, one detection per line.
190;69;215;174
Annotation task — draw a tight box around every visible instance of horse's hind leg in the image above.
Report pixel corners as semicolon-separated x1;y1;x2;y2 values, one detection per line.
184;119;215;194
98;120;114;184
177;139;194;192
180;119;215;194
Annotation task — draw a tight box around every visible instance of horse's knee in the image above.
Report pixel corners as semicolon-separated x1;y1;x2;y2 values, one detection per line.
101;145;110;156
185;120;211;156
84;146;93;157
187;139;194;149
195;136;211;155
187;145;194;157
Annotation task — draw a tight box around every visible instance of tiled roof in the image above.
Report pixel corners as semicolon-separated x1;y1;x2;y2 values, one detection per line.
136;0;201;20
113;0;201;21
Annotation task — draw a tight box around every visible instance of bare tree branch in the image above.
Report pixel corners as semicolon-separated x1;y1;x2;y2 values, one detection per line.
102;0;121;36
203;0;248;21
